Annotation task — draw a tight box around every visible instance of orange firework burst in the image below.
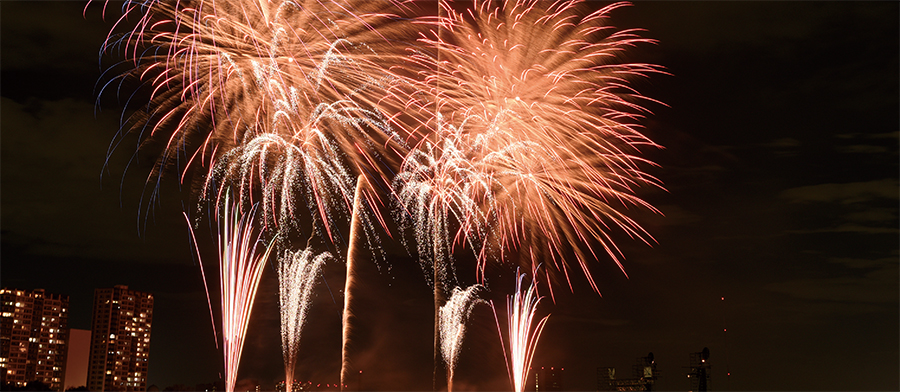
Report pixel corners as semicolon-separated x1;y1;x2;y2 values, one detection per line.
99;0;412;237
398;0;666;294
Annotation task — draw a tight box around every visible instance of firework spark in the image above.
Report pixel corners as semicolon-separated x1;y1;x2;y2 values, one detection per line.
392;115;494;288
493;270;549;392
399;0;665;294
216;194;276;392
391;116;498;390
206;96;398;244
278;248;331;392
98;0;412;235
440;284;487;391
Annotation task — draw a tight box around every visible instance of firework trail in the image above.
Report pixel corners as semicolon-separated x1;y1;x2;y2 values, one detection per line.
340;175;367;389
440;284;487;391
399;0;665;295
278;248;331;392
216;194;276;392
206;96;398;245
493;270;549;392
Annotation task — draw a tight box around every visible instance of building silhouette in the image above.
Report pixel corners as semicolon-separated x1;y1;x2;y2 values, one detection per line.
0;288;70;391
598;352;658;391
534;366;564;391
87;285;153;392
686;347;710;392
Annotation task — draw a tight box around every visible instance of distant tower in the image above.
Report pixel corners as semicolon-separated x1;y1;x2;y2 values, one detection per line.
0;288;70;391
634;352;658;391
535;366;564;391
87;285;153;392
687;347;710;392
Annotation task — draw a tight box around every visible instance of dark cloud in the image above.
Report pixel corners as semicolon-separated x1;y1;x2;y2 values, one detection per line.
765;265;898;305
829;255;899;270
836;131;900;140
0;2;107;72
764;137;801;149
0;95;189;263
780;179;899;204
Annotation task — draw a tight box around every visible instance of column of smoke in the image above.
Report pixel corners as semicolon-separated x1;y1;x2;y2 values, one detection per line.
341;176;366;390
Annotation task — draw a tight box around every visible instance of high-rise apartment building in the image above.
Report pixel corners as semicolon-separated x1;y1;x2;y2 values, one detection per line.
87;285;153;392
0;288;70;391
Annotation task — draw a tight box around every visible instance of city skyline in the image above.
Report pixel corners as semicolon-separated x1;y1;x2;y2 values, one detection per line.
1;1;897;391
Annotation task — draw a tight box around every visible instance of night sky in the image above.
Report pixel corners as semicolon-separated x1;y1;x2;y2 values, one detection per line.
2;1;898;391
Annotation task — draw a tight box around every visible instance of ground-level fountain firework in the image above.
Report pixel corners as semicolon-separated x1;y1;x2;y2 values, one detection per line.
95;0;665;390
213;195;276;392
440;285;487;391
494;271;550;392
278;249;331;392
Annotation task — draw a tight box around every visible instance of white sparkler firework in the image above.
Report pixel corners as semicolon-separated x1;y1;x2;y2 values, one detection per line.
207;96;394;243
494;270;549;392
278;248;331;392
440;284;487;391
392;114;495;288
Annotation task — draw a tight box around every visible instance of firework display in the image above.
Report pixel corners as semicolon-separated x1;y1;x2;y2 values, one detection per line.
278;248;331;392
493;270;549;392
439;285;487;391
97;0;662;389
402;0;665;295
217;195;276;392
99;0;409;236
